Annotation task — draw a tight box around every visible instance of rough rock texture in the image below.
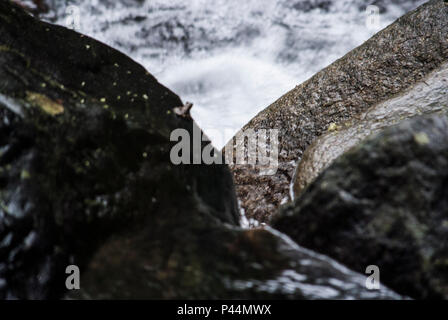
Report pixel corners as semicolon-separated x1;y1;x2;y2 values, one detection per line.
67;225;402;300
0;0;238;299
290;0;423;14
230;0;448;223
272;113;448;299
293;63;448;197
0;1;401;300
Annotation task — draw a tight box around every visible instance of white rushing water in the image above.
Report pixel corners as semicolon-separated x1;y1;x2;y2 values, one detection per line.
43;0;426;149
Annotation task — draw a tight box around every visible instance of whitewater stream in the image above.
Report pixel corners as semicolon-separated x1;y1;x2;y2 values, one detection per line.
39;0;426;150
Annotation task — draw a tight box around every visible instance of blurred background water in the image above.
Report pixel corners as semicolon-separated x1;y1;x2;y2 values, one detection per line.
39;0;425;149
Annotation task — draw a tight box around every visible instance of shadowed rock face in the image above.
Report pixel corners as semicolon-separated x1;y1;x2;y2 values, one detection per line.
230;0;448;223
293;63;448;198
0;1;238;299
0;1;402;300
273;113;448;299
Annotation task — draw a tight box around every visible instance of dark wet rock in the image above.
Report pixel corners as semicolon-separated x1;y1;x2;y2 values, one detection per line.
291;0;332;13
0;0;238;299
293;63;448;197
272;113;448;299
68;224;402;299
229;0;448;223
0;1;402;300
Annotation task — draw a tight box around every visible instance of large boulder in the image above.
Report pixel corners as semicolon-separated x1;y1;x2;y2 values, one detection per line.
229;0;448;223
0;0;238;299
0;1;401;300
293;62;448;197
67;224;403;299
272;113;448;299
